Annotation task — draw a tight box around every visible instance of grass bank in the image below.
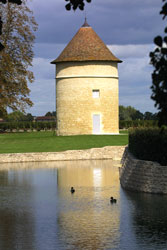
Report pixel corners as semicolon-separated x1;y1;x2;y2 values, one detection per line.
0;131;128;154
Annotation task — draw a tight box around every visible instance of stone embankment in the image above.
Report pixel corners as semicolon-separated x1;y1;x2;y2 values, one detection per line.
120;147;167;194
0;146;125;163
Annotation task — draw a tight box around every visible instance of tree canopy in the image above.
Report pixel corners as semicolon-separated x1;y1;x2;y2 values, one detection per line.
150;0;167;126
0;0;37;117
65;0;91;11
119;105;157;121
6;111;33;121
0;0;22;50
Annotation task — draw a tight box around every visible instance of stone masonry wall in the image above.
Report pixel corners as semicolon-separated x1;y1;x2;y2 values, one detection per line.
120;147;167;194
0;146;125;164
56;61;119;135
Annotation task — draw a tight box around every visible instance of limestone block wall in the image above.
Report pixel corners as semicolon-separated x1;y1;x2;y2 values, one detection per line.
120;147;167;194
56;61;119;135
0;146;125;163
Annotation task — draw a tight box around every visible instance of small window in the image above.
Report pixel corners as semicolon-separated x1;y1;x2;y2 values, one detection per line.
92;89;100;98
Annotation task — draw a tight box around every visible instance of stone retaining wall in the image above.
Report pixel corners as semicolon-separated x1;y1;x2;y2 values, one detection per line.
0;146;125;163
120;147;167;194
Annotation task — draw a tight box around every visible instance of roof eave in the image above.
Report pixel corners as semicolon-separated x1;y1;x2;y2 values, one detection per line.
51;59;122;64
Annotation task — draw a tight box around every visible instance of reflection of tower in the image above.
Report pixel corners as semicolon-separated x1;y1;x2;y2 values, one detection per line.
57;160;120;188
56;160;121;249
93;168;102;187
51;20;122;135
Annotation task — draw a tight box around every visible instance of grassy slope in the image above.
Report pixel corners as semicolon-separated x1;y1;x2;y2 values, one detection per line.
0;131;128;154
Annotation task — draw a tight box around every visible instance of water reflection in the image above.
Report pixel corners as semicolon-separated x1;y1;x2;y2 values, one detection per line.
0;170;35;250
0;160;166;250
56;160;120;250
125;191;167;249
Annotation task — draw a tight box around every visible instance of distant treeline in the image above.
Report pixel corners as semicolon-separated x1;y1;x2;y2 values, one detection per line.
119;120;158;129
0;120;158;132
0;107;158;132
119;105;157;121
0;121;56;132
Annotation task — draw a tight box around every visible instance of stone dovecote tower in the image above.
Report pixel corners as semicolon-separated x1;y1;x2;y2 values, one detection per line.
51;19;122;136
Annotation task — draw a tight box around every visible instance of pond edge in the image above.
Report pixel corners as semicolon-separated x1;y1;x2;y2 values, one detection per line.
0;146;126;164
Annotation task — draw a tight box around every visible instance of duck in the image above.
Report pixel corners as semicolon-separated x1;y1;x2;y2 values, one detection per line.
70;187;75;193
110;197;117;203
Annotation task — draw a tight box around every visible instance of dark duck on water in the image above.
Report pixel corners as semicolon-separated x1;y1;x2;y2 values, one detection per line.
71;187;75;193
110;197;117;203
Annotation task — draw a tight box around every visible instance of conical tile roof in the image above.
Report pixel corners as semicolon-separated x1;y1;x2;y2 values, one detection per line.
51;20;122;64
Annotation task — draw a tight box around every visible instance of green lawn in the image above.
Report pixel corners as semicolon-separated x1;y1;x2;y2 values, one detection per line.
0;131;128;154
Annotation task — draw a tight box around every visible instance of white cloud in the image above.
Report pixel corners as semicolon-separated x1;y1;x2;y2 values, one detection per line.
108;44;154;59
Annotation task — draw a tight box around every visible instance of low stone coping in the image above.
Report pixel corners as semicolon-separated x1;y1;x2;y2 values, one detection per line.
0;146;126;164
120;147;167;194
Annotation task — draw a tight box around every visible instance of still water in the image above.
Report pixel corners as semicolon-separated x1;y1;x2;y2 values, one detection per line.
0;160;167;250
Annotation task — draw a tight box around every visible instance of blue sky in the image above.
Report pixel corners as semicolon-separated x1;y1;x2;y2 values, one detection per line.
26;0;164;116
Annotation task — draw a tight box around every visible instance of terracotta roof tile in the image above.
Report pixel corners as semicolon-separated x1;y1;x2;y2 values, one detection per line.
51;23;122;64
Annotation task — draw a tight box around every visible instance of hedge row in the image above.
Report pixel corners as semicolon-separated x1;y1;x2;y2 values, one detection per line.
0;121;56;132
129;127;167;166
119;120;158;129
0;120;158;131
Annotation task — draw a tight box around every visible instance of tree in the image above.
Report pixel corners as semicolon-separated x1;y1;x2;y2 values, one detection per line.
131;110;144;120
7;110;25;121
119;105;144;121
65;0;91;11
144;112;157;120
45;112;52;117
45;111;56;117
150;0;167;126
0;0;37;117
25;113;33;121
119;105;131;120
0;0;22;50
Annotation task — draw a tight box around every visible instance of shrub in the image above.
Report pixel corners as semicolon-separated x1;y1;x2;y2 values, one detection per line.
129;127;167;165
119;120;158;129
0;121;57;132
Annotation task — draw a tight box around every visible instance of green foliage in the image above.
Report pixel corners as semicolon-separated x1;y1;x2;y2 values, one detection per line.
129;128;167;165
45;111;56;117
119;120;158;129
7;111;26;122
25;113;34;121
65;0;91;11
119;105;137;120
143;111;157;120
0;121;56;132
119;105;157;121
150;0;167;127
6;111;34;122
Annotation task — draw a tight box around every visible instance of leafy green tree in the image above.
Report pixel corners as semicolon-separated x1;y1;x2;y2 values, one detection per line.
119;105;145;121
119;105;131;120
144;112;157;120
150;0;167;126
45;111;56;117
131;110;144;120
25;113;34;121
7;111;25;121
45;112;52;117
0;0;37;117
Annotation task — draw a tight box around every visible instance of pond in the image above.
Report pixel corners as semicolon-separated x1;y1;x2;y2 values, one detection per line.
0;160;167;250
